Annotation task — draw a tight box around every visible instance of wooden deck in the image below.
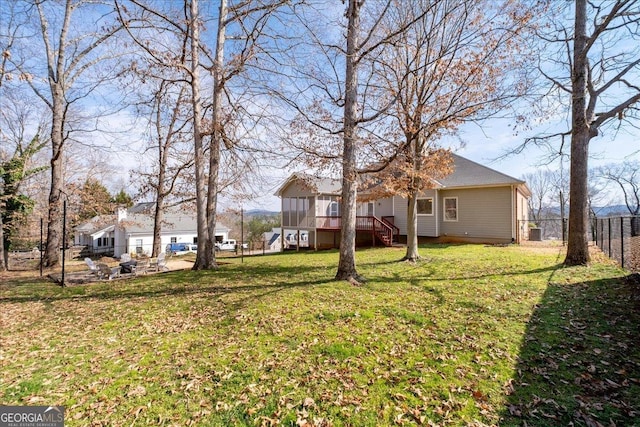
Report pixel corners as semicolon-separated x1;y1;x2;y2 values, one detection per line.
315;216;399;247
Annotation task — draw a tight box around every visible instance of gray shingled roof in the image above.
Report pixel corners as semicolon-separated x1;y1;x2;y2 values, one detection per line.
122;207;230;235
74;214;116;234
435;154;524;188
278;154;525;195
75;204;230;235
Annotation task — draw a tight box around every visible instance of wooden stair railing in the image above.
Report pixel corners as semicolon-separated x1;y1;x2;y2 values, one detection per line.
371;216;394;247
381;216;399;240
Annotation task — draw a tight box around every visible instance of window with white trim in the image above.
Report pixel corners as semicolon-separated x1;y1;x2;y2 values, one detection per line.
417;198;433;215
443;197;458;221
329;201;340;217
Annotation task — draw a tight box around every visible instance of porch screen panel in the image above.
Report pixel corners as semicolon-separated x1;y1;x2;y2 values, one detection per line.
291;198;298;227
283;198;291;227
307;197;315;227
298;197;310;227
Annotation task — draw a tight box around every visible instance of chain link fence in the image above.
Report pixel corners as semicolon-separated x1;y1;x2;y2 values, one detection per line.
593;216;640;273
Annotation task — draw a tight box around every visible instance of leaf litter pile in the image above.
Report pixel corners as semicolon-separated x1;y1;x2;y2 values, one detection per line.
1;244;638;426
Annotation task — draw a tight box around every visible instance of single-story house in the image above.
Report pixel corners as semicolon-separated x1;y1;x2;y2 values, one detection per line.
74;215;117;255
275;154;530;249
263;227;282;251
74;203;230;257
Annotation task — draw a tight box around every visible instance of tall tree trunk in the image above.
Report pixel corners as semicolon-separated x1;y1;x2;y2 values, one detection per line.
335;0;361;282
0;205;6;271
404;136;422;262
152;195;164;257
191;0;210;270
44;98;65;267
203;0;228;271
565;0;590;266
405;193;419;261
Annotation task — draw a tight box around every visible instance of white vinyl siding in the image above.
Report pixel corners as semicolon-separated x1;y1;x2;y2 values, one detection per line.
376;197;394;217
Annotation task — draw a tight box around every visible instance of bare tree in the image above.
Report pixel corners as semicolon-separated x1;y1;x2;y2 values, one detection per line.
368;0;538;262
274;1;437;281
117;0;291;269
198;0;293;269
524;170;556;222
4;0;124;267
596;161;640;218
132;81;194;256
534;0;640;265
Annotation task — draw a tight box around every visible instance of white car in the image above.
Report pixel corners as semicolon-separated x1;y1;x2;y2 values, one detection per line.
215;240;237;251
215;240;249;251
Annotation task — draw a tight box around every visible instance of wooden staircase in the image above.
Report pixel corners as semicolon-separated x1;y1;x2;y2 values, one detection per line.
366;216;399;247
317;215;399;247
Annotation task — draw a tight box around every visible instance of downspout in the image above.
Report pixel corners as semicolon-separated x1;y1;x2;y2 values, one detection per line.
435;190;439;237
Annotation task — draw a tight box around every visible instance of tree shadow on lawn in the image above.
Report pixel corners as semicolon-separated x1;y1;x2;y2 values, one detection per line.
501;273;640;426
366;263;564;285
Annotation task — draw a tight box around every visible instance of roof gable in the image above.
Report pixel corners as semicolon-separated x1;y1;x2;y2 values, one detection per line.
275;172;341;196
434;154;524;188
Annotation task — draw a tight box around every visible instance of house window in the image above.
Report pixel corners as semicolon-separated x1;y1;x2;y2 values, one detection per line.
417;198;433;215
136;239;143;253
444;197;458;221
170;237;177;243
329;201;340;217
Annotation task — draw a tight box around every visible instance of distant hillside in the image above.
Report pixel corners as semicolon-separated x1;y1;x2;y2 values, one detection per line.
592;205;632;217
245;209;279;217
535;205;632;218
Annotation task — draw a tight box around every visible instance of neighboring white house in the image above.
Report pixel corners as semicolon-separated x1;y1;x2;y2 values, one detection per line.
263;227;282;251
275;154;531;249
74;203;230;257
262;227;309;251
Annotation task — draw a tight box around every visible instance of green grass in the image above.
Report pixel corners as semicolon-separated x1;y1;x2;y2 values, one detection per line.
1;244;639;426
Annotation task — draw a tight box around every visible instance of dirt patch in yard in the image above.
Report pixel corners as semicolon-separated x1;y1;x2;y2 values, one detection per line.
0;257;196;286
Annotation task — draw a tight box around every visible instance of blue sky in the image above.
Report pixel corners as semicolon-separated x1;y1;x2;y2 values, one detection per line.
11;0;635;213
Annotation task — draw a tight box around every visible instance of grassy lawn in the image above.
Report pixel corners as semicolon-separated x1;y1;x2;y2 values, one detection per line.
1;244;639;426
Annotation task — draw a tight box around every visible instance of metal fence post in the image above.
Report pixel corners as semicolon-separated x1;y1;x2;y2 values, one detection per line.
620;217;625;269
600;219;603;249
607;218;611;257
